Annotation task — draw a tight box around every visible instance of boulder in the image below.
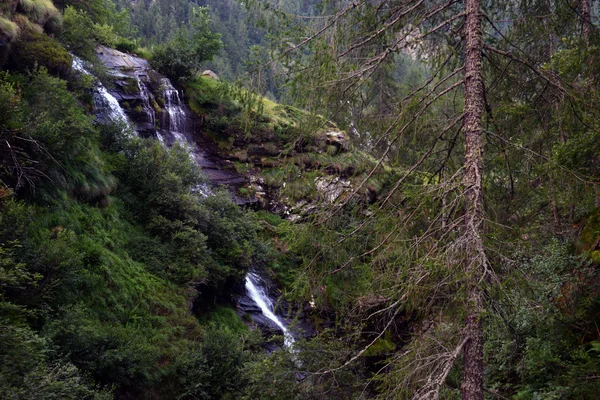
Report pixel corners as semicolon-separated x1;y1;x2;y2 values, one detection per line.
202;70;219;80
325;130;349;152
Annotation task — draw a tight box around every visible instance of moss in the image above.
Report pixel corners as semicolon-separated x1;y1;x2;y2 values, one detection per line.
577;209;600;262
232;150;248;162
233;161;249;175
363;332;396;357
263;142;280;156
122;80;140;95
152;99;161;114
9;33;71;78
197;306;249;334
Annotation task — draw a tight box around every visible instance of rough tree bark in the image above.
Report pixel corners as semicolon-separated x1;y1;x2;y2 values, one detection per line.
461;0;485;399
582;0;591;47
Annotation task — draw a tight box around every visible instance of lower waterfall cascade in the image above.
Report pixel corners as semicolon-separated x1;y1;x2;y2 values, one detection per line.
245;272;295;348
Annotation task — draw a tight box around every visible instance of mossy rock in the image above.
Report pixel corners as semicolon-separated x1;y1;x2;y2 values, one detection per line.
8;32;71;78
232;150;248;163
577;208;600;261
121;79;140;95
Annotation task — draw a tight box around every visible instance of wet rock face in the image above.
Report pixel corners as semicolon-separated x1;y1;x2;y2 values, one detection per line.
97;46;150;70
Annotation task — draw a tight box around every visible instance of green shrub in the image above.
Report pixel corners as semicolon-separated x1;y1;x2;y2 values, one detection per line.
9;33;71;77
60;6;115;58
115;37;136;53
151;7;221;80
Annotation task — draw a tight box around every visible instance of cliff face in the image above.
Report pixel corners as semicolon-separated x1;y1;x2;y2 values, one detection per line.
95;46;250;194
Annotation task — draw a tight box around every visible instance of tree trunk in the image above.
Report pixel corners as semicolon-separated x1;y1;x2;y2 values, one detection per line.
582;0;591;47
461;0;485;399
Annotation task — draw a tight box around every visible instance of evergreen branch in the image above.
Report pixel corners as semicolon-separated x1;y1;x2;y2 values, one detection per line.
280;0;368;58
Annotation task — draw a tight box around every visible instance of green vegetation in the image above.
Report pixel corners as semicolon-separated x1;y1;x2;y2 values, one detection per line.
0;59;269;397
8;32;71;77
151;7;222;80
0;0;61;49
4;0;600;399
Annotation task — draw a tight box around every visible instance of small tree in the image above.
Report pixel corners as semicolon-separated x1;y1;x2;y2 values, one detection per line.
151;7;222;80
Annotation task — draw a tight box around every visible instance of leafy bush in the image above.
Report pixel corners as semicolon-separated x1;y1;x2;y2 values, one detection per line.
8;33;71;77
60;6;116;58
151;7;222;80
114;37;136;53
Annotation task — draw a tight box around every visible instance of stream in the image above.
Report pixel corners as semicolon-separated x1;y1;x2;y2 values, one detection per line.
73;49;295;349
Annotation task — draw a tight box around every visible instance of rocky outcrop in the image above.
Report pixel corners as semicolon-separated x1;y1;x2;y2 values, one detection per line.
95;46;251;198
201;69;219;80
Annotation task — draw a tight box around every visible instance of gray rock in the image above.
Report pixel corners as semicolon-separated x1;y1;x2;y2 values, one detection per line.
202;70;219;80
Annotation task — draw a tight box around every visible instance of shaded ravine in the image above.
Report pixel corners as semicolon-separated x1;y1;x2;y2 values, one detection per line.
75;49;297;348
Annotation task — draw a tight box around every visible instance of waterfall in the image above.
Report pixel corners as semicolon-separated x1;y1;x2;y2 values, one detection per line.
161;78;187;145
94;86;130;124
89;48;293;349
71;56;130;125
136;74;156;127
245;272;295;348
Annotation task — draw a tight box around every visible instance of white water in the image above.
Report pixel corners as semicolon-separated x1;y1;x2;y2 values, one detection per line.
71;56;130;125
95;86;130;123
136;75;156;127
245;272;294;348
162;78;186;142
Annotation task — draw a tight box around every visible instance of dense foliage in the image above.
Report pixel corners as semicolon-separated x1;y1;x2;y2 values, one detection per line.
3;0;600;399
150;7;222;80
0;45;266;399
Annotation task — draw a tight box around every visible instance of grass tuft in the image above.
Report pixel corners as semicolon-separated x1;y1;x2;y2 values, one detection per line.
0;17;20;44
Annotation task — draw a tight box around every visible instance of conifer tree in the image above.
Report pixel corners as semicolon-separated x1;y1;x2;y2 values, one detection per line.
250;0;597;397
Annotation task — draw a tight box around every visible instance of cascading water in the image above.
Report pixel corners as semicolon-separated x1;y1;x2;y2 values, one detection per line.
90;47;292;349
161;79;187;145
71;56;130;125
95;86;130;124
245;272;295;348
136;74;156;127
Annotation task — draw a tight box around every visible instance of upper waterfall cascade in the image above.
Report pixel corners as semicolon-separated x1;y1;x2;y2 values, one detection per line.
71;56;130;125
136;74;156;128
161;78;187;145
